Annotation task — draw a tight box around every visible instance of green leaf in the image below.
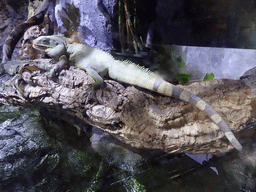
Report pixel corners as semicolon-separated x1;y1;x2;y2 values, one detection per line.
203;73;215;81
177;74;191;84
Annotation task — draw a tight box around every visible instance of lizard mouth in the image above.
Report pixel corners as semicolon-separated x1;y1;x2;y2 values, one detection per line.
33;44;49;50
32;40;50;50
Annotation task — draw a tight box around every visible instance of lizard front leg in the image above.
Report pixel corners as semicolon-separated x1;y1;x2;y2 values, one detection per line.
44;44;66;59
49;55;69;78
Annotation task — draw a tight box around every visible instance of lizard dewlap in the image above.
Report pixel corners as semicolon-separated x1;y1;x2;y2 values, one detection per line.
32;35;243;151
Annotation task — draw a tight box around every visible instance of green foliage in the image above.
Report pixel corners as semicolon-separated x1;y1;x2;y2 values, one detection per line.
177;74;191;84
150;45;186;83
203;73;215;81
124;177;146;192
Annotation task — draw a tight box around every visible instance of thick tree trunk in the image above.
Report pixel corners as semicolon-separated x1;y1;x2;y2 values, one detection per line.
0;59;255;154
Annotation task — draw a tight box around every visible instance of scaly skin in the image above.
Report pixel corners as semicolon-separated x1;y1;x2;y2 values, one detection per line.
32;35;243;151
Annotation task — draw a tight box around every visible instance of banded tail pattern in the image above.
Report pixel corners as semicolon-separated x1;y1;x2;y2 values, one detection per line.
109;60;242;151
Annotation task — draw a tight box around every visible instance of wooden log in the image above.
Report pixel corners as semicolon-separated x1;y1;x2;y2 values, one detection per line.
0;59;255;154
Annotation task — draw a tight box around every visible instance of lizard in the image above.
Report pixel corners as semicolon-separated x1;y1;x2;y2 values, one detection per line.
32;35;243;151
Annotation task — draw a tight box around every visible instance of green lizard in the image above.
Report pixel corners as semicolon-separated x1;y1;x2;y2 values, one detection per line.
32;35;242;151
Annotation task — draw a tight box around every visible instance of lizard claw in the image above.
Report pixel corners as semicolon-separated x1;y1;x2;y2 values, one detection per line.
85;92;92;104
85;84;96;104
85;82;105;104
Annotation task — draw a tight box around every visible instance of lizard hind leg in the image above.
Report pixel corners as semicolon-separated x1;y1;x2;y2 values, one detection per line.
84;67;105;104
85;81;106;104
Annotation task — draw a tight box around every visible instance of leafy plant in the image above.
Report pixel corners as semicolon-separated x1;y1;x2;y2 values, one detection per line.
177;74;191;84
203;73;215;81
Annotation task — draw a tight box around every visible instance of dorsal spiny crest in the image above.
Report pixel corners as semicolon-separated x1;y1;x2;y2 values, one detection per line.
122;60;154;75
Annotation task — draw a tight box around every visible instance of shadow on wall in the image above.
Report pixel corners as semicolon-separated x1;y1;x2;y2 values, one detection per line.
144;0;256;48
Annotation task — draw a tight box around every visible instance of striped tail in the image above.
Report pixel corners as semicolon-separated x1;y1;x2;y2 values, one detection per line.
154;79;242;151
108;61;242;151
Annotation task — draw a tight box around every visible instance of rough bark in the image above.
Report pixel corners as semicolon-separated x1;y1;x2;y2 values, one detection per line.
0;59;255;154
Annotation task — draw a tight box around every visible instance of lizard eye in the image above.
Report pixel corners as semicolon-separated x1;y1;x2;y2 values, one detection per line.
42;39;50;44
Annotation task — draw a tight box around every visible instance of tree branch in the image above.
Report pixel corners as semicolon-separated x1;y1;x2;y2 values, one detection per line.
0;59;255;154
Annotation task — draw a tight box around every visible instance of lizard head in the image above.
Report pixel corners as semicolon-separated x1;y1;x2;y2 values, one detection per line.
32;35;70;59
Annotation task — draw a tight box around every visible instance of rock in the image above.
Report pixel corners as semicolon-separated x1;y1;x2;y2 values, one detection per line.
0;105;101;191
240;66;256;89
56;0;117;51
0;104;153;191
180;46;256;80
91;127;143;171
0;105;59;191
